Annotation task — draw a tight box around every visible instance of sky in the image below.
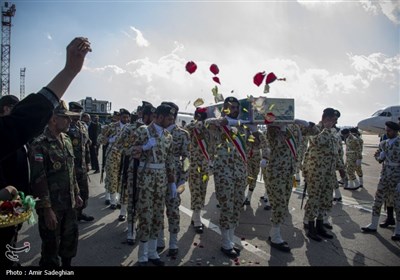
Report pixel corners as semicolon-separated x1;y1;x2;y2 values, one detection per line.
5;0;400;126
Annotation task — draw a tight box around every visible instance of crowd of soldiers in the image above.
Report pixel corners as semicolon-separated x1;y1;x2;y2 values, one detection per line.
3;93;399;267
86;96;400;265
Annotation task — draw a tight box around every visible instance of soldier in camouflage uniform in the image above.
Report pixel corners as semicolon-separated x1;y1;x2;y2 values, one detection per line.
97;111;119;204
243;126;267;207
29;101;83;267
264;120;316;252
67;102;94;222
303;108;344;242
260;130;272;211
98;109;130;209
294;130;309;184
332;128;346;202
205;97;248;259
114;102;155;244
186;107;212;234
132;104;175;266
362;121;400;240
350;127;364;187
342;128;362;190
156;102;190;257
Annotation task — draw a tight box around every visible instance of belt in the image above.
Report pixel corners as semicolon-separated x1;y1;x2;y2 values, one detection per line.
139;162;165;169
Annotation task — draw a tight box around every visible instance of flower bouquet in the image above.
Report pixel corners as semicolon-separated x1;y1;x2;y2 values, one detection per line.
0;192;36;228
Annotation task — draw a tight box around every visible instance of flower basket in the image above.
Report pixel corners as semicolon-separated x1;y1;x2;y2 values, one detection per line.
0;208;33;228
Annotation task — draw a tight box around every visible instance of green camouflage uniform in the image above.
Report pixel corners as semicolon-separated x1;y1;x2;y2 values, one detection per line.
115;122;142;220
373;136;400;217
67;120;90;206
186;121;212;211
134;123;174;242
163;125;190;234
354;134;364;178
264;125;314;224
98;122;124;203
345;133;361;181
206;119;247;230
29;127;80;267
246;131;266;193
303;124;344;221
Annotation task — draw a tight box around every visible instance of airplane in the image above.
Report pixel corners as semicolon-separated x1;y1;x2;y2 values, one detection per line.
176;112;194;127
357;105;400;135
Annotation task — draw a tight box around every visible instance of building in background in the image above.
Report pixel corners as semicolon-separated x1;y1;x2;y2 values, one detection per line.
79;97;111;124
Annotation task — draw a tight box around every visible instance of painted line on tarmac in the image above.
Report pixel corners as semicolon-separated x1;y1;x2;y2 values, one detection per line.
291;188;376;214
179;205;271;260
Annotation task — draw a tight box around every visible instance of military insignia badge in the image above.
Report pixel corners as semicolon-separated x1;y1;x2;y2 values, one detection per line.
53;161;62;170
72;139;79;146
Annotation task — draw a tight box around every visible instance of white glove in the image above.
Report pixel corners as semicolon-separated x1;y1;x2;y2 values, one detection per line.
169;183;177;199
108;136;116;143
294;119;309;127
260;158;268;168
177;180;185;187
142;137;156;151
356;159;362;166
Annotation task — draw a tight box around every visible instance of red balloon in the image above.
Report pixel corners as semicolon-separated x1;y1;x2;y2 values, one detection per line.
266;72;277;84
185;61;197;74
210;64;219;75
253;71;266;87
212;76;221;84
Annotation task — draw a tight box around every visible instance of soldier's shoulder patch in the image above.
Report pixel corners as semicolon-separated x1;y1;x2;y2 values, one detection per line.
34;154;44;162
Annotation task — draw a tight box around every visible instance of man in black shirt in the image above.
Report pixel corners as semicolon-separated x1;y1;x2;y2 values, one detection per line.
0;36;92;268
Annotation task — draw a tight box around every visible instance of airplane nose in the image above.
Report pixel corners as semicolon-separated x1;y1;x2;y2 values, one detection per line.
357;119;368;130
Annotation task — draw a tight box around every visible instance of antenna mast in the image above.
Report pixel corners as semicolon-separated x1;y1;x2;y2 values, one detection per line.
1;2;16;97
20;67;25;99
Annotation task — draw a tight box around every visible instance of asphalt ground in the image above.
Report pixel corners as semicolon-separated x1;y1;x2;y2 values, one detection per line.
8;134;400;272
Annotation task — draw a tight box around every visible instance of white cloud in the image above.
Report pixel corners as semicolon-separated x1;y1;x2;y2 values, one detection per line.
297;0;344;11
90;64;126;75
129;26;150;47
379;0;400;24
360;0;400;24
359;0;378;15
299;0;400;24
349;53;400;83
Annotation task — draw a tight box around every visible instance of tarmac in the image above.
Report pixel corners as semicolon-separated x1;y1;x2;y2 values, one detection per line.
10;135;400;269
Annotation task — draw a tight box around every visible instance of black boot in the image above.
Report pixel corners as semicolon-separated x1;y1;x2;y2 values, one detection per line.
306;221;322;242
316;219;333;239
79;213;95;222
379;207;395;228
